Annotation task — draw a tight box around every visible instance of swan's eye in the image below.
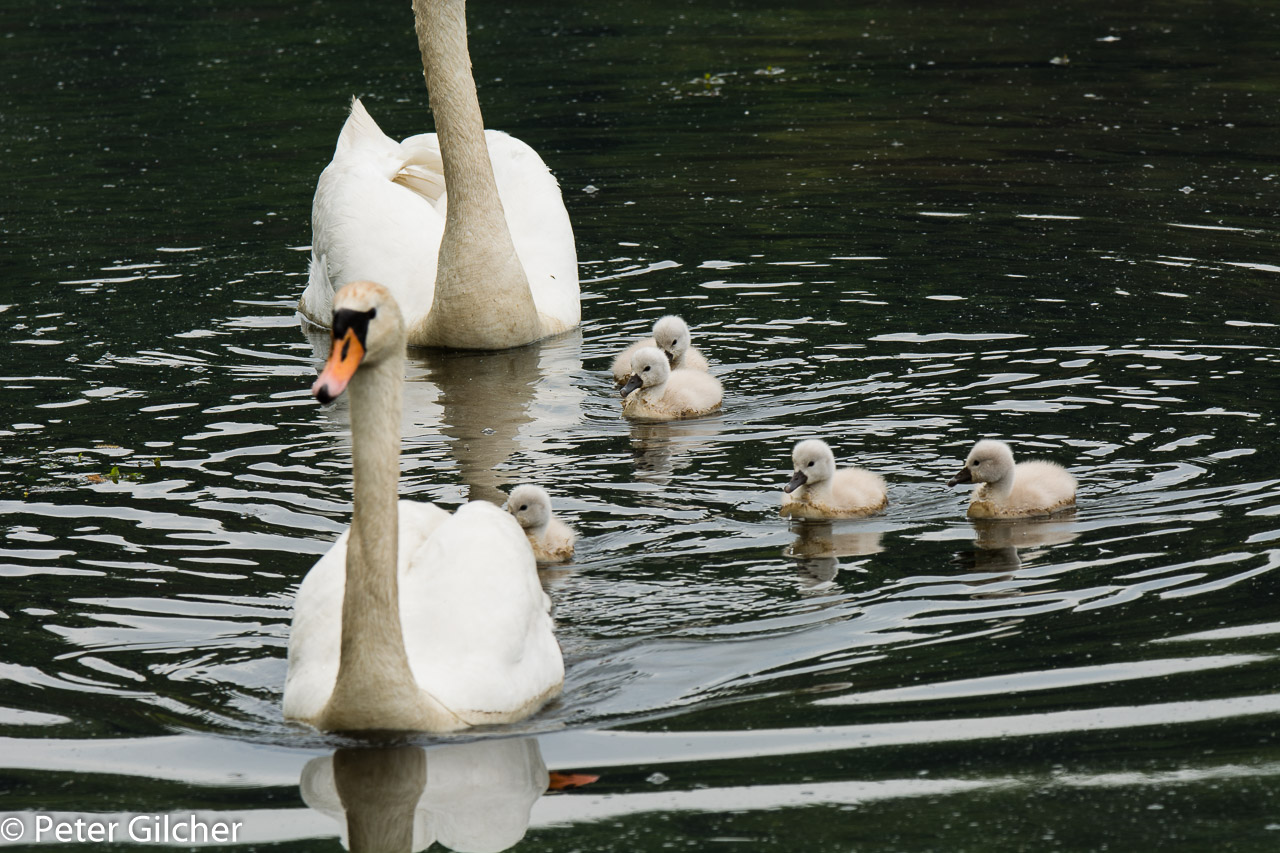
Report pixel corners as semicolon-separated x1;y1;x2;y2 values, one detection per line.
643;365;651;372
807;461;815;467
519;504;528;511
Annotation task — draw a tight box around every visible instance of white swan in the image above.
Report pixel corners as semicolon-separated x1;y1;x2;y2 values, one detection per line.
610;315;709;386
781;439;888;519
283;281;564;732
506;485;576;564
620;346;722;421
947;439;1077;518
299;0;579;350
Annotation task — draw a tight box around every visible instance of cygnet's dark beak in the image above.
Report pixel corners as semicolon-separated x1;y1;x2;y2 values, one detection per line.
784;470;807;494
947;465;973;487
663;349;675;365
620;374;643;398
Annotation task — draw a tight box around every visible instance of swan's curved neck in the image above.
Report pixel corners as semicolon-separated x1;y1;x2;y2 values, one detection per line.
413;0;540;348
321;349;424;727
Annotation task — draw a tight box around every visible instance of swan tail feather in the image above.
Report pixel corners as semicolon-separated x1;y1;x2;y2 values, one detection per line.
334;97;396;158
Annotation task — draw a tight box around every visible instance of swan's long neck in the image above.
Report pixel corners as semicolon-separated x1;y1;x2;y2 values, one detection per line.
322;349;424;728
413;0;541;349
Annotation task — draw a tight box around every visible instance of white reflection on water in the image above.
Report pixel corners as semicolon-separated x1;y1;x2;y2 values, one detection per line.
302;739;548;853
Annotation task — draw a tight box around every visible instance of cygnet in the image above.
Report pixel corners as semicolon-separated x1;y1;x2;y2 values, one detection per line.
781;439;888;519
506;484;576;564
611;315;709;386
947;439;1076;518
620;346;722;420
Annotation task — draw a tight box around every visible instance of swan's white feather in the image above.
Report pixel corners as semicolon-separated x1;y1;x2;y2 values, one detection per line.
283;499;560;725
301;99;579;343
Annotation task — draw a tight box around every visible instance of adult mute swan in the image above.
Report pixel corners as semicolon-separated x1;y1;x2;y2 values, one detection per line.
781;439;888;519
299;0;580;350
506;485;576;564
283;281;564;732
610;315;709;386
946;439;1077;518
620;346;722;420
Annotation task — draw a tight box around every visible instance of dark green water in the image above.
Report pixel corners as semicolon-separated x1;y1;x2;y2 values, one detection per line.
2;0;1279;849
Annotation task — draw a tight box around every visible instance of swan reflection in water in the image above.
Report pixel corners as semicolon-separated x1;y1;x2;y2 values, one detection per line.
783;521;885;589
302;738;548;853
304;326;585;506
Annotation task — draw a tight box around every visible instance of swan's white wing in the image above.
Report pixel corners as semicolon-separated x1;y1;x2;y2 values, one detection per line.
303;99;445;330
485;130;580;334
283;500;452;724
400;501;563;721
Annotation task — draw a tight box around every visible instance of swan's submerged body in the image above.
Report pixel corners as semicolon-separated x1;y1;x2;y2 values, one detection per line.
947;439;1077;518
781;439;888;519
301;0;579;350
284;281;563;733
611;315;708;386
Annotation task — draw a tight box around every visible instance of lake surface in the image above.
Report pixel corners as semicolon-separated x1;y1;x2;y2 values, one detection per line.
3;0;1279;849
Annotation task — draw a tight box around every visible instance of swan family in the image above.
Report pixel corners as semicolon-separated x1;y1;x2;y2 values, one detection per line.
284;0;1079;734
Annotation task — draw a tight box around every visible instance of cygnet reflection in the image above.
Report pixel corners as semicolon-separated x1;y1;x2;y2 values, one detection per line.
784;521;885;589
629;419;724;482
950;515;1080;597
970;514;1079;551
301;738;549;853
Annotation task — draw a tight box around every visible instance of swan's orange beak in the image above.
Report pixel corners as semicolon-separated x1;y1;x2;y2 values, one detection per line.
313;327;365;404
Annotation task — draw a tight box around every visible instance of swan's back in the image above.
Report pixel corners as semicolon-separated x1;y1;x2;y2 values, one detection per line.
829;468;889;514
400;501;563;722
1008;461;1076;515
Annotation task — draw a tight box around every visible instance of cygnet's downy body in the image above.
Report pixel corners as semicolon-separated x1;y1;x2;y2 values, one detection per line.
620;346;722;421
611;316;709;386
947;439;1076;518
781;439;888;519
506;485;576;564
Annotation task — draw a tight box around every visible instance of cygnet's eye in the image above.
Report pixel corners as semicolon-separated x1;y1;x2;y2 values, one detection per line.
643;365;651;372
807;461;815;467
972;460;981;467
519;504;528;511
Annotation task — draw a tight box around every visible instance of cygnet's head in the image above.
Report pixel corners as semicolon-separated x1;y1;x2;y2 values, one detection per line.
785;439;837;493
651;315;692;364
506;484;553;532
313;280;406;405
947;439;1016;487
620;346;671;398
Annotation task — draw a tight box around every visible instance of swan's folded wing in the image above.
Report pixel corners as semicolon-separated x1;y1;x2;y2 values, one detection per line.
485;130;580;332
393;133;447;204
283;531;350;723
400;501;563;719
